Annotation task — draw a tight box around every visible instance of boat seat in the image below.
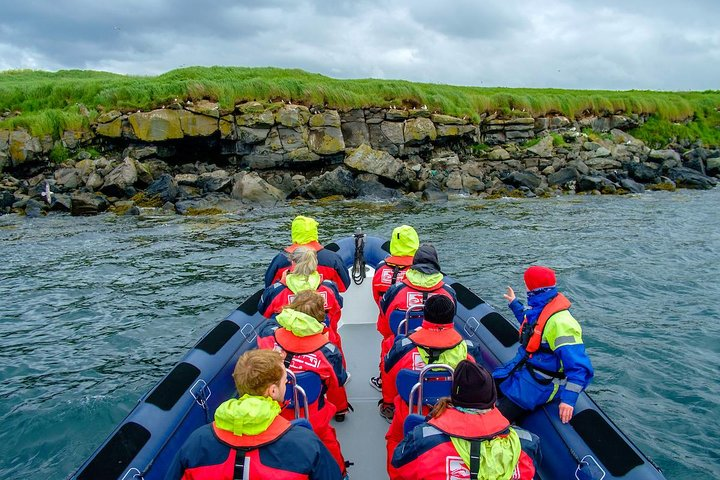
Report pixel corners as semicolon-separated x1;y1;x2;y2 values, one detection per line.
396;364;454;415
284;370;323;419
403;414;425;436
388;305;425;337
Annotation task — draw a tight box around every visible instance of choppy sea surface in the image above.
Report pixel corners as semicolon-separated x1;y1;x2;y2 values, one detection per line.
1;190;719;479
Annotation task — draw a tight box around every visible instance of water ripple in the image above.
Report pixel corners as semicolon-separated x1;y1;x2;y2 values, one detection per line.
1;190;719;478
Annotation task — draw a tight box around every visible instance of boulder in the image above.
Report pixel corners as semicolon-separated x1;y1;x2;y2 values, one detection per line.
287;147;321;163
128;110;184;141
9;130;42;166
54;168;83;190
303;166;357;199
198;170;232;193
462;174;485;192
175;173;199;186
178;110;218;136
527;136;554;158
706;157;720;176
648;149;681;163
308;126;345;155
430;114;467;125
344;143;405;182
71;192;109;216
86;172;104;190
385;109;409;121
237;127;270;144
231;172;286;204
381;121;405;145
619;177;645;194
436;124;475;137
95;117;123;138
446;171;464;191
503;171;542;190
666;167;717;190
576;175;615;193
0;190;14;209
340;121;370;148
101;157;138;196
626;162;660;183
276;105;311;127
145;174;179;203
404;118;437;144
236;110;275;128
175;193;244;215
585;157;622;170
356;173;401;199
488;147;510;161
50;194;72;212
309;111;341;128
278;126;308;152
24;198;45;217
548;167;579;186
422;187;448;202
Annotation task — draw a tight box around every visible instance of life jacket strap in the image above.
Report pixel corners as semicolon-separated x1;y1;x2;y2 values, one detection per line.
391;265;400;285
469;440;481;480
526;363;566;384
234;449;248;480
283;351;294;368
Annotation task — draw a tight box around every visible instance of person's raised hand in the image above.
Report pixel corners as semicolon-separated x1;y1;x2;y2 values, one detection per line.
559;402;574;423
503;286;516;303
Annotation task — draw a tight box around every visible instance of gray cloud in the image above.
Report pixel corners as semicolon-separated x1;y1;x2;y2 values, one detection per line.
0;0;718;90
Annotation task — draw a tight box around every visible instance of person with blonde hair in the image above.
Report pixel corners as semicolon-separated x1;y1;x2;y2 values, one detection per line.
265;215;350;291
257;290;351;476
165;349;342;479
258;246;344;350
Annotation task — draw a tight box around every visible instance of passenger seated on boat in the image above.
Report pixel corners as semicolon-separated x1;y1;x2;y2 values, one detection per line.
264;215;350;292
257;290;350;475
493;266;594;424
392;360;538;480
164;349;342;480
382;295;481;475
258;246;345;351
371;243;457;396
372;225;420;307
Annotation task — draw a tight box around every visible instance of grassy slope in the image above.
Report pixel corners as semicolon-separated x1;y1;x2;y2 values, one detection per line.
1;66;719;145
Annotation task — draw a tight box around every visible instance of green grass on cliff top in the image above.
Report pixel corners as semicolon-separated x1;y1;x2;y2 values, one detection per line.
1;66;719;141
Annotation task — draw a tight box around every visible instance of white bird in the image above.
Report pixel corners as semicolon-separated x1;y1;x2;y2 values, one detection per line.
40;182;53;205
421;104;428;110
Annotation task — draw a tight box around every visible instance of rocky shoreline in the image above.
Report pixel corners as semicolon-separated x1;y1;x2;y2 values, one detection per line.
1;101;719;216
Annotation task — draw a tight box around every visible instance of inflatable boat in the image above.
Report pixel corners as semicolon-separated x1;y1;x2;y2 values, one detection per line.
71;234;667;480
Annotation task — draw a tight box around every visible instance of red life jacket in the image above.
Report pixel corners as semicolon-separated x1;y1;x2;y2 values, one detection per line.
428;406;510;440
519;293;571;353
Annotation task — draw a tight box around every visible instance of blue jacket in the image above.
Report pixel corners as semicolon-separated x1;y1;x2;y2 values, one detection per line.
493;288;594;409
165;418;341;480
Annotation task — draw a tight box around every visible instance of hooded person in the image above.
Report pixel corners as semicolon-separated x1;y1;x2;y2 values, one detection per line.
257;291;350;476
371;243;456;394
258;246;345;351
381;295;481;476
264;216;351;292
391;360;538;480
372;225;420;306
165;349;342;480
493;266;594;424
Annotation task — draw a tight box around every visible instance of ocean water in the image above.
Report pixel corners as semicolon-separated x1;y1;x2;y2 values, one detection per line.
1;190;719;479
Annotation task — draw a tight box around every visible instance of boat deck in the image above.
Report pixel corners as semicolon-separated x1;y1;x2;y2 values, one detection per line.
334;268;389;479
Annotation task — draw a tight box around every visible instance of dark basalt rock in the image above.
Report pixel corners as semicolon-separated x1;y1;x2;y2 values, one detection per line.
666;167;717;190
548;167;578;186
302;166;357;199
71;193;109;216
502;171;542;190
626;162;660;184
145;174;179;203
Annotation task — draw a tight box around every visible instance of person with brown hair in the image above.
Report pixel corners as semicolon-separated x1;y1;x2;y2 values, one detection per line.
391;360;537;480
258;246;344;350
257;290;351;476
165;349;342;480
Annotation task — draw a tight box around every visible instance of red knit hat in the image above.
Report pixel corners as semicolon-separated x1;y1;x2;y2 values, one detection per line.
524;266;556;291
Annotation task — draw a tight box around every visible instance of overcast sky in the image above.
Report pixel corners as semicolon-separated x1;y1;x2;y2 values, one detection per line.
0;0;718;91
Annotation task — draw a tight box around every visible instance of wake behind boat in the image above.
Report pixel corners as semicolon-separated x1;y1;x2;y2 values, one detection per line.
71;235;666;480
